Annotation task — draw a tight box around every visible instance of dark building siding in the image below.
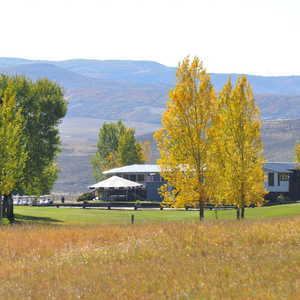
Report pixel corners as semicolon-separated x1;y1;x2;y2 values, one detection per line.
145;182;165;201
265;169;300;202
264;192;289;202
106;171;165;201
289;170;300;201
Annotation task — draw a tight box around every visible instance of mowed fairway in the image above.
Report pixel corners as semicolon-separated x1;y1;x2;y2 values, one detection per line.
13;203;300;225
1;217;300;299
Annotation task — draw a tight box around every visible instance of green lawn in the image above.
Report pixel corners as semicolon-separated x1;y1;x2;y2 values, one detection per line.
11;203;300;226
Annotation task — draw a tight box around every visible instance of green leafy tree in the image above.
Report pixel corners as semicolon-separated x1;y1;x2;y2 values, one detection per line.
92;121;144;181
91;121;125;180
0;83;27;221
0;75;67;195
22;78;67;194
117;128;143;166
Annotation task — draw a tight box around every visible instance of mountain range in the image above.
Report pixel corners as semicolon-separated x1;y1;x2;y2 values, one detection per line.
1;57;300;192
1;57;300;122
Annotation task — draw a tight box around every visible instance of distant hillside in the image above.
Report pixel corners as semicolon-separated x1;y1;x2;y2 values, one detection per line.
1;58;300;122
0;63;144;90
137;119;300;163
0;57;32;67
2;58;300;94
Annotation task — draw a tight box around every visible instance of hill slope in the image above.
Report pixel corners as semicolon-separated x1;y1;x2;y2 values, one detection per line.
1;58;300;122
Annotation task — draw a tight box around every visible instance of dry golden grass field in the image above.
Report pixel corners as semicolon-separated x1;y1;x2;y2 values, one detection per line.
1;217;300;299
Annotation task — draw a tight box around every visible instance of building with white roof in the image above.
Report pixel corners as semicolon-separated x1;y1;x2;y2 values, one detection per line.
264;162;297;193
102;164;165;201
89;175;144;189
89;175;145;201
99;162;300;201
263;162;300;201
103;164;161;175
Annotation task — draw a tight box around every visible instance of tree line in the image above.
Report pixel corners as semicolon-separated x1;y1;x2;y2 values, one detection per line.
0;75;67;221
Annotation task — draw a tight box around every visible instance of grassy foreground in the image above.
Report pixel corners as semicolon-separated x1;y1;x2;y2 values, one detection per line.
13;203;300;225
1;217;300;299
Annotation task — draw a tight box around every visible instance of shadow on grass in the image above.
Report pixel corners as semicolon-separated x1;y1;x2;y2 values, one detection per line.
14;214;62;224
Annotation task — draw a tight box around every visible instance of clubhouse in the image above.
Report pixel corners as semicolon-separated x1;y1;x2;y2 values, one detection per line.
100;163;300;202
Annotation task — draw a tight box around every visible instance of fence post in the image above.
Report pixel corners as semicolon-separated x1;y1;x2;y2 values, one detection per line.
0;197;2;219
131;214;135;224
214;209;218;219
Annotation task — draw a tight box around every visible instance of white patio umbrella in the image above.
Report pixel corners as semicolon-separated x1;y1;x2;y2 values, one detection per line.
89;176;143;190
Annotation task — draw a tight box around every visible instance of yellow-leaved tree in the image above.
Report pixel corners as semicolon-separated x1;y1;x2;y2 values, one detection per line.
209;77;266;219
154;57;217;220
295;143;300;168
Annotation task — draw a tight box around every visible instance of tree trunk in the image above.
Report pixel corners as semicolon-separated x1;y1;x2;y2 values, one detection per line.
236;207;240;220
0;196;3;219
7;194;14;223
241;205;245;219
199;201;204;221
2;195;9;218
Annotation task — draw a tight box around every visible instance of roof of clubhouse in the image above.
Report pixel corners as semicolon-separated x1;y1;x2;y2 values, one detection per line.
103;162;298;175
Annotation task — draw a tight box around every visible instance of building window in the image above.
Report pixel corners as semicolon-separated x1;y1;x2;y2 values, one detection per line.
279;173;289;182
152;174;161;182
268;173;274;186
137;174;145;182
129;174;136;182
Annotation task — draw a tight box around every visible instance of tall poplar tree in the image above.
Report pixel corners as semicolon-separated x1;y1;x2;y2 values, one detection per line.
154;57;217;220
209;77;266;219
0;83;27;221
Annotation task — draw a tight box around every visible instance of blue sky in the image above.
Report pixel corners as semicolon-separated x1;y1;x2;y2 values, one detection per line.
1;0;299;75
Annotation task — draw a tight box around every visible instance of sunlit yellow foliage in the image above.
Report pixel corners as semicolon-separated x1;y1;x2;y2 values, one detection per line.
209;77;266;212
140;141;152;163
1;218;300;299
154;57;217;212
295;143;300;168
